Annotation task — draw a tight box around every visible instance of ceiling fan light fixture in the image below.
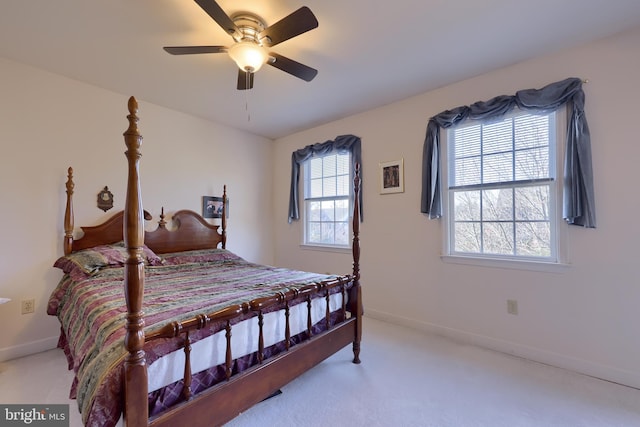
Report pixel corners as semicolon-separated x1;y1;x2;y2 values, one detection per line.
228;41;268;73
164;2;319;89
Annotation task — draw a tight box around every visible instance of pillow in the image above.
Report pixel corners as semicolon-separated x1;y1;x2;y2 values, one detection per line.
111;241;163;266
53;242;163;278
159;248;242;265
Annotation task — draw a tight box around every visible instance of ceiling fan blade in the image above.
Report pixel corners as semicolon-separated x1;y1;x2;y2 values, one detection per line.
194;0;238;36
259;7;318;47
268;53;317;82
237;70;254;90
163;46;227;55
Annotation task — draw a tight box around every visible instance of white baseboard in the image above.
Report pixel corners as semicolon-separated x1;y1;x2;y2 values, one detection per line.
364;309;640;390
0;336;59;363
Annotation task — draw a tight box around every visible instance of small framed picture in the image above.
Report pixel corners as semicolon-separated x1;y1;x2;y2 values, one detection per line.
202;196;228;219
379;159;404;194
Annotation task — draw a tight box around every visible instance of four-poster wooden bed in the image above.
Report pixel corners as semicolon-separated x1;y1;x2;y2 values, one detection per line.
48;97;362;426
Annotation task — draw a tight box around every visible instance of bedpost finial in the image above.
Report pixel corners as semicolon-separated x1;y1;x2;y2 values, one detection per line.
66;167;74;193
125;96;140;140
128;96;138;115
158;207;167;228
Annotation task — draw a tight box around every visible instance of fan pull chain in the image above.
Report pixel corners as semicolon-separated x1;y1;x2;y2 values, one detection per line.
245;72;251;122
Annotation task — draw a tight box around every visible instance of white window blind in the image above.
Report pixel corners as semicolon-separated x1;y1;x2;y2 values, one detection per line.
304;152;351;247
446;110;559;260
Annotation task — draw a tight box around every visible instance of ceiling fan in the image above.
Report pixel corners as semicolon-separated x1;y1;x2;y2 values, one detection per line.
164;0;319;90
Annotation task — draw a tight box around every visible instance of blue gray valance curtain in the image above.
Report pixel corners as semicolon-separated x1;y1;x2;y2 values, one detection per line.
288;134;362;223
421;77;596;228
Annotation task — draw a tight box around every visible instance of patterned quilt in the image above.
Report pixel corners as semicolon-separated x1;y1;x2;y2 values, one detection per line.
48;248;342;427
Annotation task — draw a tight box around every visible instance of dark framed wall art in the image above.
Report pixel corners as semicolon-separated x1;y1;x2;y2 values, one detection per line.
379;159;404;194
202;196;228;219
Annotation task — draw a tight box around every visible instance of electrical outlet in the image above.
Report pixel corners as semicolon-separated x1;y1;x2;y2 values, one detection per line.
21;299;35;315
507;299;518;315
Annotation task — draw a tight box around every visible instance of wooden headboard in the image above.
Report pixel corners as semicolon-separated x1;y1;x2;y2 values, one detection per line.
144;208;226;254
63;167;227;255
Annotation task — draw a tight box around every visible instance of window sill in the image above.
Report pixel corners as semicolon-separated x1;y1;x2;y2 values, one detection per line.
300;244;352;254
441;254;570;273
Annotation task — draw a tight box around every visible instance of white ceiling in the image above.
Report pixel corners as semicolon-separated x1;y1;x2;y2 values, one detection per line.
2;1;640;139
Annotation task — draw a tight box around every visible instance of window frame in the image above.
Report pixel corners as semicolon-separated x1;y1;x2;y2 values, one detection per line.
441;107;569;271
301;151;353;251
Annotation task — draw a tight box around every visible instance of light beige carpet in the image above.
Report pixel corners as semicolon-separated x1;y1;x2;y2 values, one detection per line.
1;317;639;426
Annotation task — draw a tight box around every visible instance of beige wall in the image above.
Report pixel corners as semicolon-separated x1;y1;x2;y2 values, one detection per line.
273;27;640;388
2;25;639;389
0;58;274;360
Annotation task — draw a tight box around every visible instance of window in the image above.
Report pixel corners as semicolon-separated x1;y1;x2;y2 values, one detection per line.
443;108;563;262
303;152;351;247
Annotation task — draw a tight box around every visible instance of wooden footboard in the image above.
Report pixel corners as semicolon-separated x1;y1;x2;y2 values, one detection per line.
144;276;353;391
149;319;358;427
90;97;362;426
144;276;356;426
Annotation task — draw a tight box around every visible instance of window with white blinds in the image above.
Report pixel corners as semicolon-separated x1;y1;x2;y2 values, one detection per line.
445;109;560;261
303;152;351;247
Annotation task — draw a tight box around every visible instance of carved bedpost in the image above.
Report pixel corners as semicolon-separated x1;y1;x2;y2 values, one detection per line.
64;167;75;255
122;96;148;427
351;163;362;364
221;185;227;249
